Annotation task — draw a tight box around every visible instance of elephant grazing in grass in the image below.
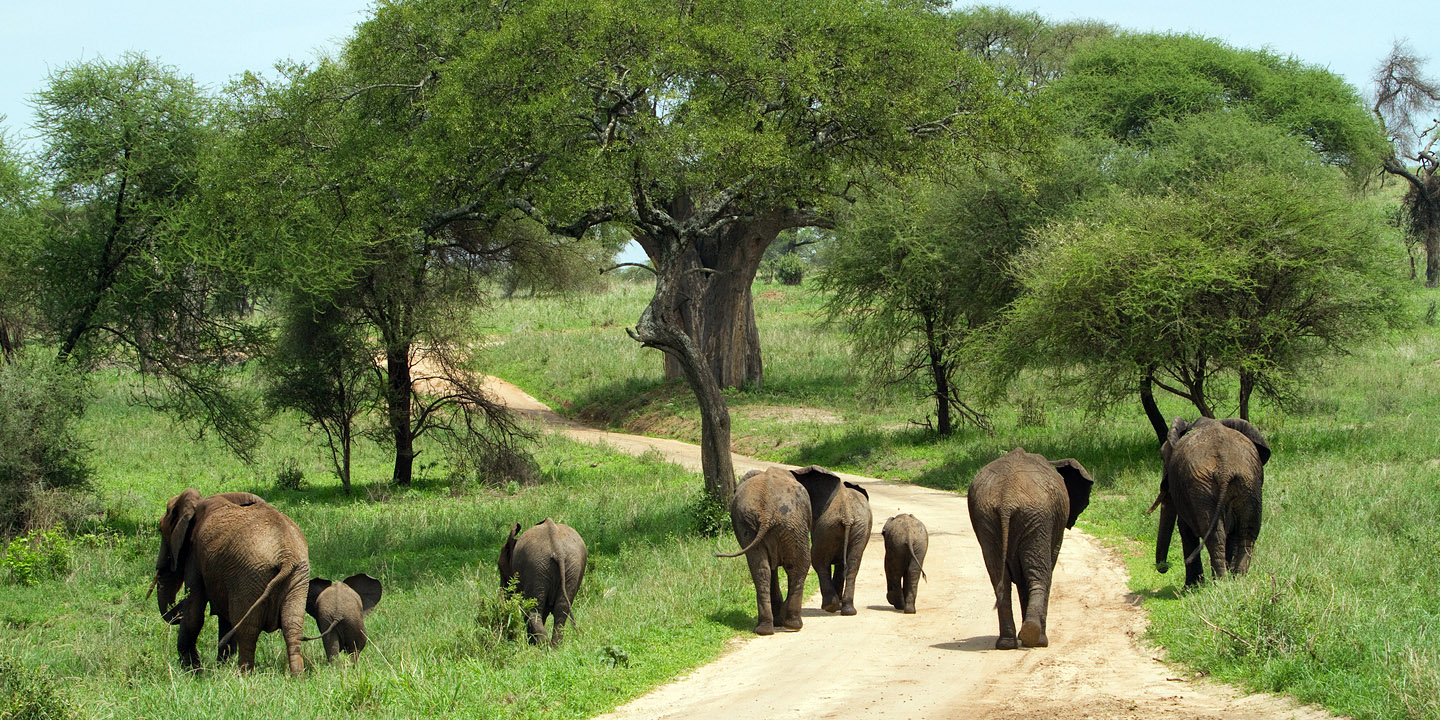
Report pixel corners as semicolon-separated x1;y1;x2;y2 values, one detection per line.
153;489;311;674
1153;417;1269;587
717;468;812;635
968;449;1093;649
499;519;587;647
792;466;871;616
306;573;383;660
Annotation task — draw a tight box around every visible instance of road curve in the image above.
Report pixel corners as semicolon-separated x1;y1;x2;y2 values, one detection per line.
483;377;1339;720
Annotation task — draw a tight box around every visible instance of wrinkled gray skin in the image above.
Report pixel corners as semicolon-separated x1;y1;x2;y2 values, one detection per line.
499;519;587;647
154;489;310;674
792;466;871;616
882;514;928;614
306;574;383;660
1153;417;1269;588
717;468;812;635
968;448;1093;650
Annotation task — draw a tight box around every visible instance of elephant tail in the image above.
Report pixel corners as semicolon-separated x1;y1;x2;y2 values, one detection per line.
217;561;302;650
993;512;1011;608
555;553;580;631
909;539;927;582
301;618;340;642
1184;474;1232;565
715;520;770;558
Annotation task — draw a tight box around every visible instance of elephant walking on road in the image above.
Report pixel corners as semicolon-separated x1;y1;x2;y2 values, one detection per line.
499;519;587;647
968;448;1093;649
1153;417;1269;587
717;468;812;635
882;514;928;614
792;466;871;616
153;489;310;674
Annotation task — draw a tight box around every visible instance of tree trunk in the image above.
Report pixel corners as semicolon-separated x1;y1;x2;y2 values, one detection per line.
924;314;952;436
385;342;416;486
1139;369;1167;447
1238;371;1254;421
341;429;352;495
647;223;773;390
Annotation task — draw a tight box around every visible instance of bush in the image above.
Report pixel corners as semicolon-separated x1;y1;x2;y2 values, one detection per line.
686;489;730;537
0;353;91;533
272;458;307;492
2;525;75;586
773;254;805;285
474;578;539;653
0;653;81;719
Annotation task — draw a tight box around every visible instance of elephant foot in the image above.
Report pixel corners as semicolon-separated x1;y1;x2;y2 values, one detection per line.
782;617;803;631
886;590;901;608
841;605;857;616
902;605;916;614
1019;619;1047;648
995;636;1018;650
754;623;776;636
821;601;841;613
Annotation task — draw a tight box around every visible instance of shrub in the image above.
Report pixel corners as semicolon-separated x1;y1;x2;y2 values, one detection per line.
686;489;730;537
0;353;91;533
773;253;805;285
272;458;307;492
0;653;81;719
2;525;74;586
474;578;539;652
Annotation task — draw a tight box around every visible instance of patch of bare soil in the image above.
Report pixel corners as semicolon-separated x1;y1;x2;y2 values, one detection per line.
738;405;844;424
482;376;1342;720
757;289;787;301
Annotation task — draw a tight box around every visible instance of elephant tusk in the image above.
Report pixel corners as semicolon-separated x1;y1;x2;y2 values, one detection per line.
1146;494;1164;515
145;574;158;601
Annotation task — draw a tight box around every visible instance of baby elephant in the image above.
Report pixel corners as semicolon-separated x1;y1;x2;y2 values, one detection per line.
306;574;383;660
499;519;587;647
882;514;928;613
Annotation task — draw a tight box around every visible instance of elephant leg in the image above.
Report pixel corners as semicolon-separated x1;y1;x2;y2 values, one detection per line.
324;631;342;661
902;559;922;614
281;585;307;675
815;556;840;614
1177;518;1205;587
551;591;574;648
840;543;864;616
1017;561;1050;648
769;568;784;626
1204;520;1229;580
781;561;806;631
1230;500;1261;576
525;605;549;646
746;554;776;635
993;558;1018;650
216;616;236;663
884;552;904;610
176;597;205;671
235;626;260;673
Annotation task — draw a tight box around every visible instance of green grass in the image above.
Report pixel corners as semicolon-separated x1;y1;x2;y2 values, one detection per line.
484;278;1440;720
0;372;757;719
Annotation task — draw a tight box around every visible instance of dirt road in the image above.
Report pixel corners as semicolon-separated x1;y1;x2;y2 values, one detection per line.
483;378;1338;720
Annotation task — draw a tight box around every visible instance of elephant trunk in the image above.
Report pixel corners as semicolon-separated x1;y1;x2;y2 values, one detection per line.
155;572;184;625
1155;498;1176;574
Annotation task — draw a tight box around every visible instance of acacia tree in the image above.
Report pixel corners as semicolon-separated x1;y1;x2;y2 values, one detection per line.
1372;41;1440;285
1001;114;1406;434
0;129;42;360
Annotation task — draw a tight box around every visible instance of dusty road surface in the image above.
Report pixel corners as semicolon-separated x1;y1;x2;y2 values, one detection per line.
483;377;1338;720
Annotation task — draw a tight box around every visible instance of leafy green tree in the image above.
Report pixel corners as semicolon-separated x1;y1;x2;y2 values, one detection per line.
1371;40;1440;285
0;129;43;361
952;5;1113;96
30;54;264;456
1001;117;1406;429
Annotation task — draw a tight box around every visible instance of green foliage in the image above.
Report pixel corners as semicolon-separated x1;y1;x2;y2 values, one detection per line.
0;653;81;720
0;130;43;358
1050;33;1389;181
685;488;731;537
772;254;805;286
3;526;75;587
476;577;540;649
271;459;307;492
951;5;1114;95
0;352;91;533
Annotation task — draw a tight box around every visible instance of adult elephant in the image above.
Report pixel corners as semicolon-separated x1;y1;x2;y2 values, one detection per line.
791;466;871;616
499;519;587;647
1153;416;1269;587
153;489;310;674
968;448;1093;649
716;468;812;635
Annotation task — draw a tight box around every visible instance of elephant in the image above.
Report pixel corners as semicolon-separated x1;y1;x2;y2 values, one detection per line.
305;573;383;660
716;468;812;635
1152;416;1269;587
498;519;587;647
153;488;310;674
791;466;871;616
967;448;1093;649
881;514;928;614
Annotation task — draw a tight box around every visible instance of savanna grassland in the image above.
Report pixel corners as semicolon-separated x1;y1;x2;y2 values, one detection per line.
483;279;1440;720
0;370;759;719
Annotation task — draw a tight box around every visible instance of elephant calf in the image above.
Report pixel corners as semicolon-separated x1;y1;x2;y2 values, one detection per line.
717;468;812;635
968;448;1093;649
306;574;383;660
499;519;587;647
882;514;928;614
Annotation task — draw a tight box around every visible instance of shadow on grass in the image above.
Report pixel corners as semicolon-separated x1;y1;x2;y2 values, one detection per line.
706;608;755;631
568;377;675;427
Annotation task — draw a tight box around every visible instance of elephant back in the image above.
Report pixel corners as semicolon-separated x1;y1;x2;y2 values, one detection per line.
1166;418;1265;482
193;500;310;631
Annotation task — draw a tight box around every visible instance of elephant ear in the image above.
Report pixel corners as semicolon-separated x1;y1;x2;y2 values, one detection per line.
343;574;383;616
842;481;869;500
791;465;843;517
498;523;521;590
307;578;332;616
1167;417;1194;448
1049;459;1094;529
1220;418;1271;466
161;489;202;573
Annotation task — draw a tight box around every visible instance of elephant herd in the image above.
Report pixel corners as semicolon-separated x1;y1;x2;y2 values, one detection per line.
150;488;583;675
149;414;1267;673
721;415;1270;652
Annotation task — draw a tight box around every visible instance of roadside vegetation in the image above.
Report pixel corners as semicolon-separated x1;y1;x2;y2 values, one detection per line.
484;279;1440;720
